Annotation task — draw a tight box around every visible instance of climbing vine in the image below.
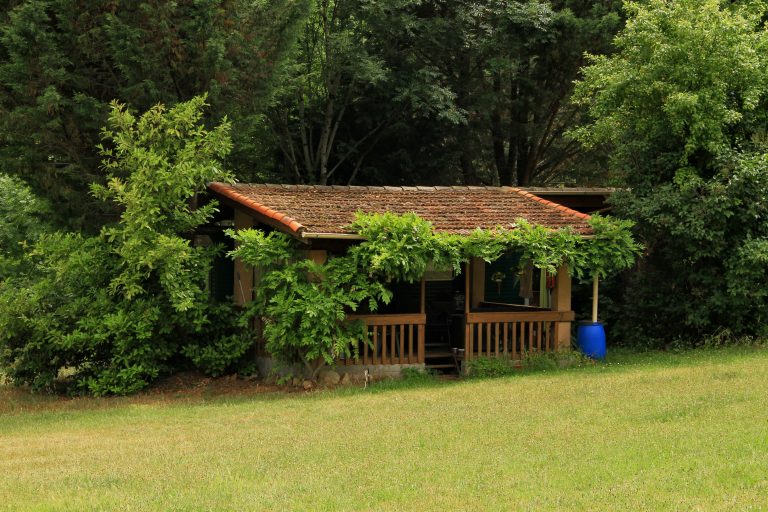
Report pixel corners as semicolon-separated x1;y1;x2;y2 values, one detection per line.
228;212;641;377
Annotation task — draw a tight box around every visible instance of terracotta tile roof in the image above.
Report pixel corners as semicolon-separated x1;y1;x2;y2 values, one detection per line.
208;183;593;237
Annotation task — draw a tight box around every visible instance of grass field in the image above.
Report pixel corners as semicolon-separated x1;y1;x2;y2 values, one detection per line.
1;347;768;511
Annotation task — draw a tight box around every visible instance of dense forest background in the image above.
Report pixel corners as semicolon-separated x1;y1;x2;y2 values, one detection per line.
1;0;767;394
0;0;622;231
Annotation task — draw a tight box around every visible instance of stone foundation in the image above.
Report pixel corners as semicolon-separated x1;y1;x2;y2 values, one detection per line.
338;363;426;379
255;356;425;381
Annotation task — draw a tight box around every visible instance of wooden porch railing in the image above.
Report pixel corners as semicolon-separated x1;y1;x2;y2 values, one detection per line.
464;311;574;360
340;313;426;365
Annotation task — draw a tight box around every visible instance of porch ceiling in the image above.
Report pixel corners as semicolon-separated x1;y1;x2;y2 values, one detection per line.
208;183;593;238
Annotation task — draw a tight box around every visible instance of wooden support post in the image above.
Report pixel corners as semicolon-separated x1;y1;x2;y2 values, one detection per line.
233;210;255;306
592;275;599;323
419;276;426;364
408;324;414;363
465;322;472;362
551;264;572;350
464;262;471;314
464;262;471;370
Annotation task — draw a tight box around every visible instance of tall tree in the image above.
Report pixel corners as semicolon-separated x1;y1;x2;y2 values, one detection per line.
572;0;768;344
270;0;623;186
481;1;623;186
266;0;470;185
266;0;388;185
0;0;308;229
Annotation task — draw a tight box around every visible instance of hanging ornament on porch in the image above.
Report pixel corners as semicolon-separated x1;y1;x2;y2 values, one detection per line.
491;271;506;294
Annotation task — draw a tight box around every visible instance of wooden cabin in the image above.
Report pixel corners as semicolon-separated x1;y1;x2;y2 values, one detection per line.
206;183;594;375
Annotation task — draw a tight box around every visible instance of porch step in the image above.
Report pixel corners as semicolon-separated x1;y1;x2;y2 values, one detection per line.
425;363;456;369
425;350;454;358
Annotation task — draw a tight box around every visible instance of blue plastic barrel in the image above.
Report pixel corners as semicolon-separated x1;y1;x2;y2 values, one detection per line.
577;322;606;360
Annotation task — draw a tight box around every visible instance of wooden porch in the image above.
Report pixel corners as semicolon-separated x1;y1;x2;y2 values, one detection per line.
339;310;574;368
339;258;574;371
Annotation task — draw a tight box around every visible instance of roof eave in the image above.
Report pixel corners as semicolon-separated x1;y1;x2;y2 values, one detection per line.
208;181;306;235
300;232;365;240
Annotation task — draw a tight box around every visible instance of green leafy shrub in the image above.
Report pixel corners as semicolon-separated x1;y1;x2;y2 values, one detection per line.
0;233;170;394
181;304;255;377
467;350;592;378
0;174;50;280
523;352;559;372
348;212;460;280
399;367;437;381
0;96;252;395
465;357;517;378
524;350;592;371
229;229;390;378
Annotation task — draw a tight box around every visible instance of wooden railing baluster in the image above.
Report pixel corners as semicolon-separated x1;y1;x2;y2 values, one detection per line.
397;324;405;364
390;325;397;365
512;322;518;360
469;323;475;360
503;322;509;356
408;324;414;363
418;324;425;363
528;322;534;353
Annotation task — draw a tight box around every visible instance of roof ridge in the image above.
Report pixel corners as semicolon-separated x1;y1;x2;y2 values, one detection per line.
208;182;305;234
508;187;592;221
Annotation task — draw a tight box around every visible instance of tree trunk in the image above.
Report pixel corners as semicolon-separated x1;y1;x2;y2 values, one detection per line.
460;146;478;185
491;72;512;186
516;142;533;186
456;51;480;185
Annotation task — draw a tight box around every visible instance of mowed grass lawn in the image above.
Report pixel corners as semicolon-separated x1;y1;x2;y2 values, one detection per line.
1;348;768;511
